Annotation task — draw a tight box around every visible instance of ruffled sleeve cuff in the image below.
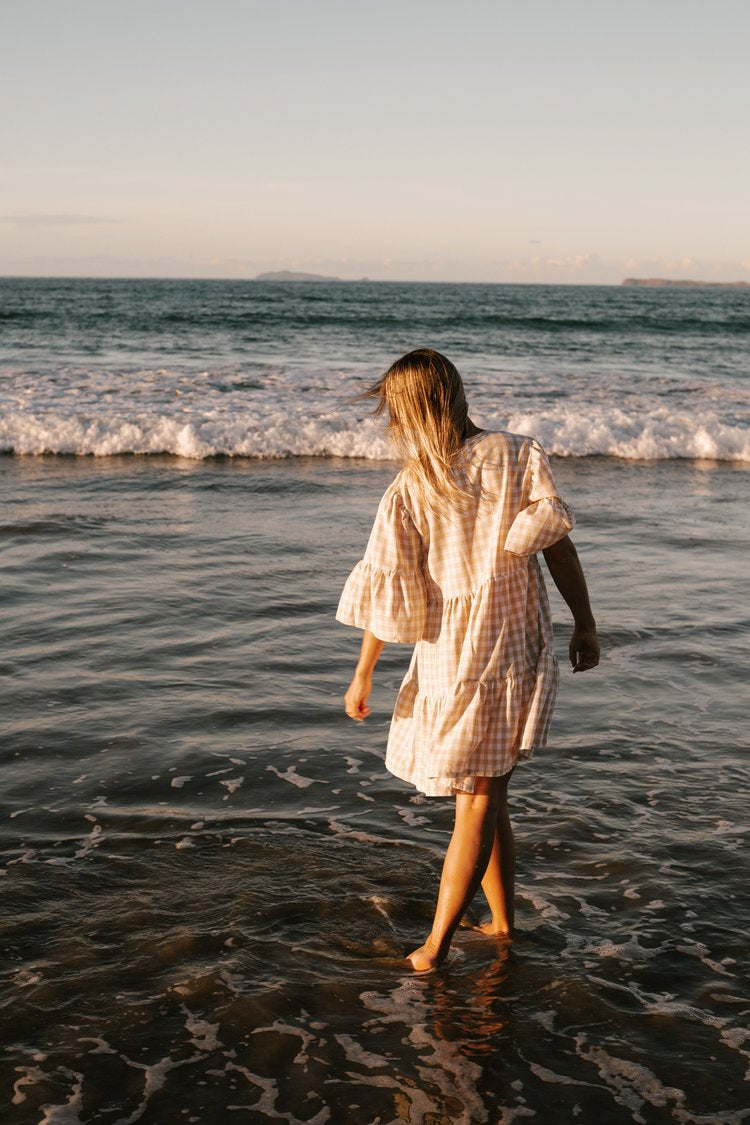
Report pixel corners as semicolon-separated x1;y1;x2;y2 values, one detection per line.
336;559;428;643
504;496;575;556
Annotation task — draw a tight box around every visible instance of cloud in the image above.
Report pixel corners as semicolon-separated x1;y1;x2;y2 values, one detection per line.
506;253;597;274
530;254;593;270
0;214;123;226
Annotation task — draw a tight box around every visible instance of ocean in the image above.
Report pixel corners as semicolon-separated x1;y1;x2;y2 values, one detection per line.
2;278;749;1123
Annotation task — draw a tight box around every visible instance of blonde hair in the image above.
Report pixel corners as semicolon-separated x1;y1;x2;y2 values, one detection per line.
364;349;473;514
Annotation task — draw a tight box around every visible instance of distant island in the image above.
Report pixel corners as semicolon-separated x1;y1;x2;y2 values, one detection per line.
623;278;750;289
255;270;341;282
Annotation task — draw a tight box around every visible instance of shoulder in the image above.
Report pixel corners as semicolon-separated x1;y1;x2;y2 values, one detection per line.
380;470;408;505
464;429;541;465
376;472;415;521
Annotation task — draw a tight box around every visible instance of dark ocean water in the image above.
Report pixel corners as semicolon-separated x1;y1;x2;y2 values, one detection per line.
2;280;749;1122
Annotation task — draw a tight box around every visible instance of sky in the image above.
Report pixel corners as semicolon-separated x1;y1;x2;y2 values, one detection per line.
1;0;749;283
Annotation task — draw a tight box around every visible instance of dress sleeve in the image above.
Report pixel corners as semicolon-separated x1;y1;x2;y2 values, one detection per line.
336;485;427;643
504;439;575;556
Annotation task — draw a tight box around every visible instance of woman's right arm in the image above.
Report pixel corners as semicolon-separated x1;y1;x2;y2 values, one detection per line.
542;535;600;672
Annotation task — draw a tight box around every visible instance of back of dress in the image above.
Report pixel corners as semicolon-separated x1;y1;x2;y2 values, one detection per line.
337;430;575;796
397;430;573;594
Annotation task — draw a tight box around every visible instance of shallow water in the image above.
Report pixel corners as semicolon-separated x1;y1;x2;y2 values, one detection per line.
3;453;749;1123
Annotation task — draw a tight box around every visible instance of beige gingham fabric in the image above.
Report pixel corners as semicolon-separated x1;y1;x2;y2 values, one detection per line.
337;431;575;796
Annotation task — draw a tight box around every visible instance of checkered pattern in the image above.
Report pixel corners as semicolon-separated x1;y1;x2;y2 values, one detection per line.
337;431;575;796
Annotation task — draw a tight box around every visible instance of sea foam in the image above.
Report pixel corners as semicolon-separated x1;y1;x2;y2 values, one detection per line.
1;405;749;461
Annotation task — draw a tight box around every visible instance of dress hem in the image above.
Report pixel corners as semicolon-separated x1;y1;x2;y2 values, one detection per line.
387;743;537;798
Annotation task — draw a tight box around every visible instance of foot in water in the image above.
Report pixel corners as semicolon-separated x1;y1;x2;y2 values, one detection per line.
406;941;447;972
475;920;513;939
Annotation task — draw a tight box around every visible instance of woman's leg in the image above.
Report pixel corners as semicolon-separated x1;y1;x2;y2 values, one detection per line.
478;772;515;935
407;776;504;972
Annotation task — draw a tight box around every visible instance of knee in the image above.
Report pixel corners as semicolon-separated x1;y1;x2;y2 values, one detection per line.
460;778;504;817
463;775;509;814
474;774;510;799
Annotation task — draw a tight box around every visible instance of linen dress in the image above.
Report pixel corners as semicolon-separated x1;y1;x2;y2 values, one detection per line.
336;430;575;796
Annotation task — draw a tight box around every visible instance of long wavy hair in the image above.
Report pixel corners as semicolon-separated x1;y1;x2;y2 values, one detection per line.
364;348;474;514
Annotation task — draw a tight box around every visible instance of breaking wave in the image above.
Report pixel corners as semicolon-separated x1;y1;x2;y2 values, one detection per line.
2;405;748;461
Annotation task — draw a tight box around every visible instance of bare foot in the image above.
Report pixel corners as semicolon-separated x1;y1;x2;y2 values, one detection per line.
406;942;446;972
475;921;513;939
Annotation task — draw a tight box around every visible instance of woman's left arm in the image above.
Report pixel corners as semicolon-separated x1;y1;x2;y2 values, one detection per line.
542;535;600;672
344;629;385;721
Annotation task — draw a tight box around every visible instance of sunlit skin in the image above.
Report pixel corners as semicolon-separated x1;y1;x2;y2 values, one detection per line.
343;420;600;972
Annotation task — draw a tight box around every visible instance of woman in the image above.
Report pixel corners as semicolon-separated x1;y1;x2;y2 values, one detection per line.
337;349;599;971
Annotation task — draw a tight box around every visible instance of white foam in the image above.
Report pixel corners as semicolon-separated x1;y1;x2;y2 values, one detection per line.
77;1037;117;1055
327;819;395;845
715;819;750;836
12;968;43;987
578;934;666;962
252;1020;314;1065
266;765;318;789
74;822;103;860
219;776;244;795
676;939;735;977
528;1061;590;1086
115;1051;202;1125
494;1107;537;1123
520;890;571;926
7;848;38;865
503;404;750;462
216;969;246;994
642;1000;728;1028
334;1033;390;1069
570;895;609;919
575;1035;686;1121
183;1008;222;1051
13;1064;49;1105
719;1027;750;1080
38;1071;86;1125
590;977;733;1029
0;407;394;460
367;894;393;922
398;808;430;827
1;399;748;461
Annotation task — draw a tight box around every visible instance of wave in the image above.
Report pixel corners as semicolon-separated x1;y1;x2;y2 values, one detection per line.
4;307;749;335
1;406;748;462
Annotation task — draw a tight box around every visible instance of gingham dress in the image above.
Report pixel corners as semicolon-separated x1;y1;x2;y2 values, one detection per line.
336;430;575;796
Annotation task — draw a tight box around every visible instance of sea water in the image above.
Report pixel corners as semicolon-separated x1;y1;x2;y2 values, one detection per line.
2;279;749;1123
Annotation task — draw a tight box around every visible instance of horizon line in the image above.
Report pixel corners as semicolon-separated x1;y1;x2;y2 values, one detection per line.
0;274;631;287
2;274;749;288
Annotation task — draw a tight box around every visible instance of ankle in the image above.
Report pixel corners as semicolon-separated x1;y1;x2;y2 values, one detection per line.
425;932;452;960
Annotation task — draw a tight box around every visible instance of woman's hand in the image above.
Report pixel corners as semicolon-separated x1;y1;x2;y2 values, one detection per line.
344;672;372;721
542;537;600;673
570;625;600;673
342;630;384;721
